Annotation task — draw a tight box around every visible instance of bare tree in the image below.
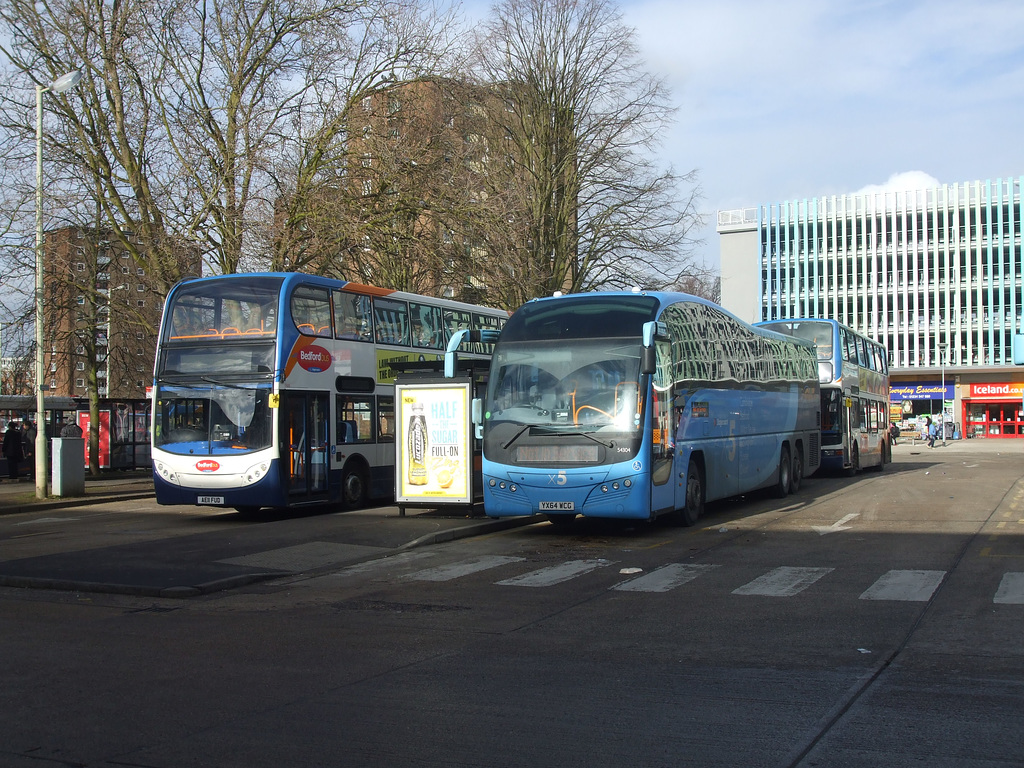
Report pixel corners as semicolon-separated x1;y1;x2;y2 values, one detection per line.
471;0;703;308
673;269;721;304
0;0;461;284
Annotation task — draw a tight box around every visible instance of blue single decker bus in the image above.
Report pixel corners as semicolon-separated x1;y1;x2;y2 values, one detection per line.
481;290;821;525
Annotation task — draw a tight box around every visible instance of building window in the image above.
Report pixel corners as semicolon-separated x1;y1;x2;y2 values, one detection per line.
136;299;145;307
76;362;85;371
75;378;85;388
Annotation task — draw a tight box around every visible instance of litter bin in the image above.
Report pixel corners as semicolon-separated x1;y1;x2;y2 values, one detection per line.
52;437;85;497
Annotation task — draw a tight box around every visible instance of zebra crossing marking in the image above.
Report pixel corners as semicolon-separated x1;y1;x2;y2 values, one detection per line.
323;553;1024;605
406;555;526;582
859;569;946;602
731;566;835;597
611;563;720;593
336;550;437;576
994;572;1024;604
496;559;614;587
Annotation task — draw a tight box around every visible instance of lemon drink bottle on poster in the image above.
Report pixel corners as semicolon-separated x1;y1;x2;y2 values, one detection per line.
407;401;429;485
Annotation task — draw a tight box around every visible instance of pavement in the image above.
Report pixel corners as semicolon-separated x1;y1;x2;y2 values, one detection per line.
0;437;1018;600
0;468;537;599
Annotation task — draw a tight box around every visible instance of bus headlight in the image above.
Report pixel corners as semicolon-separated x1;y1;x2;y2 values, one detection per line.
154;461;180;486
242;462;270;485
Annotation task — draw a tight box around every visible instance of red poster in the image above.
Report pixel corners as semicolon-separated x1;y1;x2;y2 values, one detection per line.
77;412;111;468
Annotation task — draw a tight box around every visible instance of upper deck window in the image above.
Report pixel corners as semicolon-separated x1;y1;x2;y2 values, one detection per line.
291;285;332;337
166;277;281;341
334;290;373;342
374;298;410;346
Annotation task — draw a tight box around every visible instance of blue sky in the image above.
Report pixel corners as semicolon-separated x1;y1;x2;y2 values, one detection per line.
461;0;1024;269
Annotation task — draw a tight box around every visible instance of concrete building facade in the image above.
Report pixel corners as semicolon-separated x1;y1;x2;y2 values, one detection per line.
718;177;1024;439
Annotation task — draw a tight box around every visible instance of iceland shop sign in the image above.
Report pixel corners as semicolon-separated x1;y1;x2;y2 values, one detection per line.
889;382;953;401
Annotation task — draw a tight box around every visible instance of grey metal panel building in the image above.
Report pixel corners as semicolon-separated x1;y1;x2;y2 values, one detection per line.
718;177;1024;439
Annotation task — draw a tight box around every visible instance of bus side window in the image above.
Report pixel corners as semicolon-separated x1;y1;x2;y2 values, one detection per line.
374;298;410;346
334;290;373;341
443;308;471;346
336;396;373;444
410;302;443;349
377;396;395;441
292;285;332;337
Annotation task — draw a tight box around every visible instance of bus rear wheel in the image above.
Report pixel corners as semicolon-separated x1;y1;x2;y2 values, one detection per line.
773;445;791;498
789;447;803;494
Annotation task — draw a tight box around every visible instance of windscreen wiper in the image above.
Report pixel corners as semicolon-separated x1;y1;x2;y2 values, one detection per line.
502;424;532;449
566;430;614;448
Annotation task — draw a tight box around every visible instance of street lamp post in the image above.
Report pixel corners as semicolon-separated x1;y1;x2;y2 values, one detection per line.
938;341;948;447
35;69;82;499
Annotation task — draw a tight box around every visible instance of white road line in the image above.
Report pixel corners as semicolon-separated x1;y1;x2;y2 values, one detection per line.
335;550;437;576
859;570;946;602
732;566;835;597
611;563;720;593
405;555;526;582
496;559;614;587
993;572;1024;604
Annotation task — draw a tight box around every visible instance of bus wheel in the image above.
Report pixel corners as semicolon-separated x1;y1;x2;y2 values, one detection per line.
341;463;368;510
673;460;704;526
845;444;859;477
789;448;803;494
773;445;791;498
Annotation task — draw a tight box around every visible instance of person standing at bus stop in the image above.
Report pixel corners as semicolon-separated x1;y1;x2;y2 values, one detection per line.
23;420;36;477
3;420;24;481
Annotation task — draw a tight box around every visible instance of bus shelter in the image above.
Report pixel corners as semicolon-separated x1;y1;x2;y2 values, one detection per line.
0;395;151;472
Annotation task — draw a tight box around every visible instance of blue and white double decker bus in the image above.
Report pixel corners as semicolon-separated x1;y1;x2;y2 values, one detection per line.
757;318;890;473
481;291;821;525
151;273;507;513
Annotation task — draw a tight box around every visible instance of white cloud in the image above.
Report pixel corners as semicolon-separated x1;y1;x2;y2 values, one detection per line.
853;171;942;197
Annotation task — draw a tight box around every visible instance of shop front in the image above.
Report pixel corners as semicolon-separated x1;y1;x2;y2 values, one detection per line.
963;382;1024;439
889;381;955;438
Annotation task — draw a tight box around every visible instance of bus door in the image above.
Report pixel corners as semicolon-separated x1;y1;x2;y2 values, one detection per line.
283;392;329;499
843;395;856;467
650;340;674;514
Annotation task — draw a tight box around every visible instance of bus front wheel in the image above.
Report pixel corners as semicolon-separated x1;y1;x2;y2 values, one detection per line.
845;444;859;477
773;445;792;498
673;460;704;527
341;462;368;510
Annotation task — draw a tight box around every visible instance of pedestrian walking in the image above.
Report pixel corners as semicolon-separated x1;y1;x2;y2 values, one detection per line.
3;420;24;480
924;417;935;448
23;421;36;477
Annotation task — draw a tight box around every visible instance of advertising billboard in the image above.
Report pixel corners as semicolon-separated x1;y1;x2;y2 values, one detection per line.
395;381;473;505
